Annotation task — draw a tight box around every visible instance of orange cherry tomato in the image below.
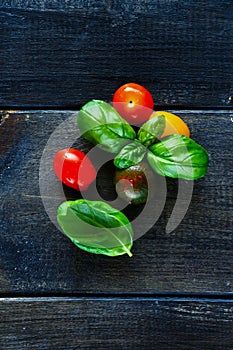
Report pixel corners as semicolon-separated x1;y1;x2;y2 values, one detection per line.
53;148;96;191
149;111;190;138
113;83;154;124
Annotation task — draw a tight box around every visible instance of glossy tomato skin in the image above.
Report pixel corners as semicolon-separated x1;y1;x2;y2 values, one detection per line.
114;162;156;205
149;111;190;138
112;83;154;124
53;148;96;191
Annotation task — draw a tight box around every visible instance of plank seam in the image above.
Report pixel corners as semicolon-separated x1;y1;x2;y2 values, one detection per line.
1;293;233;301
1;106;233;112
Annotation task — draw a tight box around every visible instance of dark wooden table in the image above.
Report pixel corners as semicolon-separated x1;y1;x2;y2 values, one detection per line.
1;1;233;349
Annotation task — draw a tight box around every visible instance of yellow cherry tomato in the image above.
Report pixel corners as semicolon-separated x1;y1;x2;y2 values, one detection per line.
149;111;190;138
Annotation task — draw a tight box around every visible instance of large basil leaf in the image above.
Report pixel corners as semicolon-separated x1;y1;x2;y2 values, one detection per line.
77;100;136;153
147;134;209;180
57;199;133;257
138;114;165;147
114;141;147;169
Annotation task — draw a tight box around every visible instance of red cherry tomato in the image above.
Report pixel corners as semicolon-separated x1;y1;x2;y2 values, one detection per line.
53;148;96;191
112;83;154;124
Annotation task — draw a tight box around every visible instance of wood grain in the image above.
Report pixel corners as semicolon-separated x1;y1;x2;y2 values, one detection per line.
0;111;232;294
1;1;233;108
1;2;233;347
0;297;233;349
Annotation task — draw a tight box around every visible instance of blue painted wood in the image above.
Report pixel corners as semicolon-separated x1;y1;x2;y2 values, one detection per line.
0;110;232;294
1;2;233;347
1;297;233;349
0;1;233;108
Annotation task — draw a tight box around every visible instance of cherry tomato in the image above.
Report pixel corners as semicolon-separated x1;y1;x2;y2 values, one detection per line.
53;148;96;191
112;83;154;124
149;111;190;138
114;162;156;205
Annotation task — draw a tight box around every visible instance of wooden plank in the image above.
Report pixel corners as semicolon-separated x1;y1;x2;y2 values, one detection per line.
1;297;233;349
0;111;232;294
1;1;233;108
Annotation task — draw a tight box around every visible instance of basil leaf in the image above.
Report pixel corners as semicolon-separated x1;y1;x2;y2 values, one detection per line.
114;141;147;169
147;135;209;180
138;115;165;147
57;199;133;257
77;100;136;153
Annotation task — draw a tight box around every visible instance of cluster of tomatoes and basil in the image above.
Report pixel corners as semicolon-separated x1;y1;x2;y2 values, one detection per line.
53;83;209;257
54;83;208;205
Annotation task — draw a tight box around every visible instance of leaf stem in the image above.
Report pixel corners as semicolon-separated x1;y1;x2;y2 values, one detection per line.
124;247;133;257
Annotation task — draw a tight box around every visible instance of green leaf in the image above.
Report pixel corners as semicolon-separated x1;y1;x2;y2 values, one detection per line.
57;199;134;257
147;134;209;180
114;141;147;169
138;114;165;147
77;100;136;153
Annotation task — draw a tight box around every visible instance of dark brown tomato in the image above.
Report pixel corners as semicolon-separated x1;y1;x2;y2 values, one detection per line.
114;162;156;205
